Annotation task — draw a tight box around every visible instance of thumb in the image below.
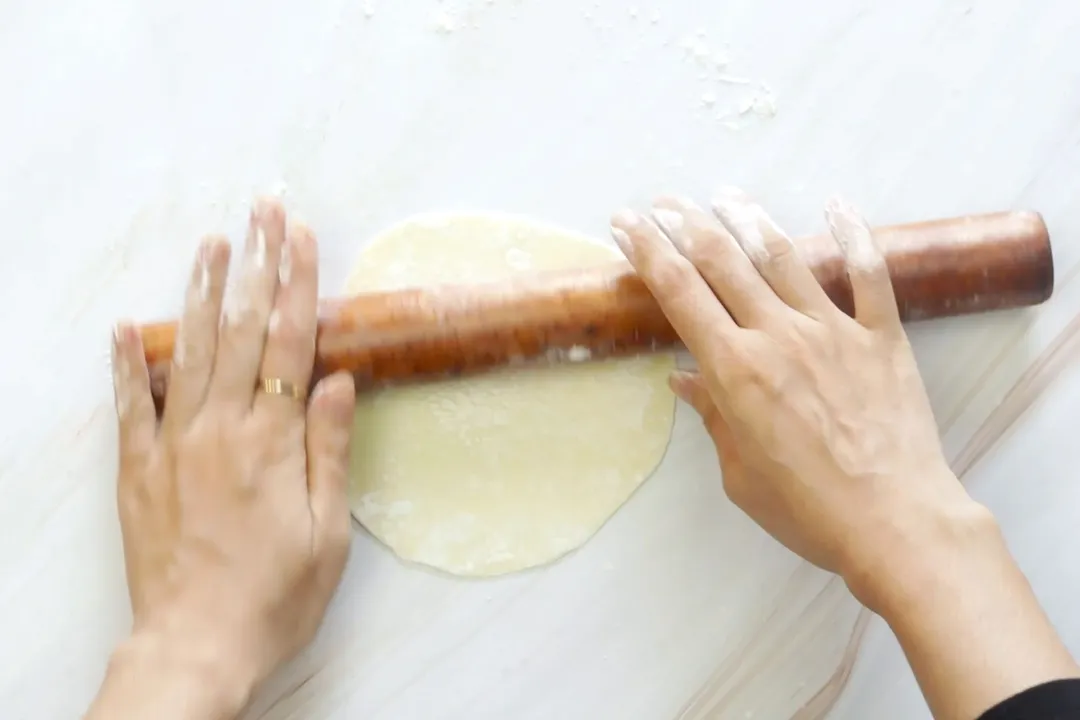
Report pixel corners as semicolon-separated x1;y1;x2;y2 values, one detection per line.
306;372;357;571
669;371;741;464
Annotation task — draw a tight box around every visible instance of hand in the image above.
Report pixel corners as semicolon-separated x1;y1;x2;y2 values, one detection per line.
91;198;356;719
610;189;1080;720
609;189;983;604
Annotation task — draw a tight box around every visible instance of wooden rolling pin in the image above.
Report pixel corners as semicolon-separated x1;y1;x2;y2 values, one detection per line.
140;210;1053;405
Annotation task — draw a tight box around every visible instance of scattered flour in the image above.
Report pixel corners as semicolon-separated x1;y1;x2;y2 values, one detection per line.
393;3;778;131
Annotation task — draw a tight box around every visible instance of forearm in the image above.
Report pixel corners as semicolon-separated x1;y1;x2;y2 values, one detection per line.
856;492;1079;720
85;626;255;720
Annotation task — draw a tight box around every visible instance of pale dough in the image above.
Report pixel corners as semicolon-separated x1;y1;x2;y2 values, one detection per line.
345;213;676;577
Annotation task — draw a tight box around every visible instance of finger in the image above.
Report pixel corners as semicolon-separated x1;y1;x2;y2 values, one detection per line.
669;370;744;472
112;323;157;474
824;196;901;333
209;197;287;408
710;187;837;320
650;196;786;328
162;236;231;432
610;209;739;369
307;373;357;569
254;220;318;421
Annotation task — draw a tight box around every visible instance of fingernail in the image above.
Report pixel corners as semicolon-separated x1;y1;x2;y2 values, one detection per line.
251;197;284;269
110;325;123;364
668;370;696;400
313;372;348;398
112;322;135;346
278;240;293;286
313;374;357;419
612;209;647;260
194;239;214;301
253;225;267;270
245;209;267;268
610;227;634;260
612;208;642;227
672;196;699;211
110;323;133;389
336;373;357;407
711;187;753;220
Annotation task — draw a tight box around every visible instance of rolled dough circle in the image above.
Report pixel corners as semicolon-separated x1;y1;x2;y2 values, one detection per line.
344;213;676;577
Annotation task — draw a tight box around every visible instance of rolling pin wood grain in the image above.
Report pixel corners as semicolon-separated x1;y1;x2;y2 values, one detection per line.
139;210;1053;407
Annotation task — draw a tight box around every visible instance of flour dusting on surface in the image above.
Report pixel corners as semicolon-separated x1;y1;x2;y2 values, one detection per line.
432;9;457;33
505;247;532;270
567;345;592;362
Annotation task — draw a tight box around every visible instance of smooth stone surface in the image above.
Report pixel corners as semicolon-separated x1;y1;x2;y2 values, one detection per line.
1;1;1078;718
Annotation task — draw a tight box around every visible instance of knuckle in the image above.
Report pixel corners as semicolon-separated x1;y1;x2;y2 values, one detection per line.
764;238;796;268
268;309;310;348
117;481;146;517
648;254;698;292
248;300;275;329
723;361;762;391
175;333;211;370
758;216;797;263
778;321;812;350
225;293;274;334
119;430;155;467
723;337;765;377
697;255;739;288
184;412;221;442
721;351;783;402
680;225;722;264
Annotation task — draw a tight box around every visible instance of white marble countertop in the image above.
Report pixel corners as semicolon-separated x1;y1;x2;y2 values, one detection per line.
1;1;1079;717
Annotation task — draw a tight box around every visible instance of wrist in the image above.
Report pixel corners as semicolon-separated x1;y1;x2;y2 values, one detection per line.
839;469;1080;720
100;620;258;720
841;472;1003;619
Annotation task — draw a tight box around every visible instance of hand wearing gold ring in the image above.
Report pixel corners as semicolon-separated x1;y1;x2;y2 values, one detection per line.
90;198;357;720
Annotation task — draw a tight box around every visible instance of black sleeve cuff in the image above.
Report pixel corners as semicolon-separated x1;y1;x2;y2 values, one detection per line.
978;678;1080;720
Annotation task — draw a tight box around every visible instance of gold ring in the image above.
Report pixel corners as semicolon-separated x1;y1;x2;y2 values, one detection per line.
258;377;306;401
